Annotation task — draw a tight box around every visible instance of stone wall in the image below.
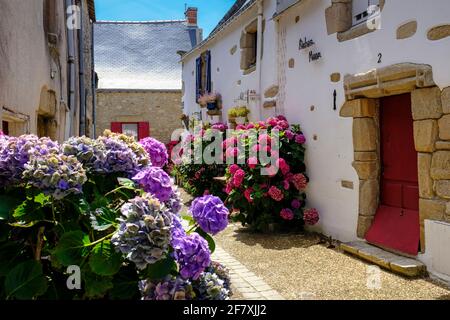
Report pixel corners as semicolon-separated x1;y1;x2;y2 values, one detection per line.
341;63;450;253
96;89;183;143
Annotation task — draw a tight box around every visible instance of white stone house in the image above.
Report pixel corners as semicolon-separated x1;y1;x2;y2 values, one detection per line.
181;0;450;280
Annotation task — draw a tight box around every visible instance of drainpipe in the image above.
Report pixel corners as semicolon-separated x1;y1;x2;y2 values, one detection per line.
256;0;264;121
91;22;96;137
78;0;86;136
65;0;76;139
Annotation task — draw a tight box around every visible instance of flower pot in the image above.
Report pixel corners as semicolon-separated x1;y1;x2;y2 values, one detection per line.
235;117;246;125
206;102;217;111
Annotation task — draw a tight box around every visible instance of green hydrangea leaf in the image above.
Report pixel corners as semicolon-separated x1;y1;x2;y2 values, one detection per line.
89;207;117;231
83;271;113;299
89;240;123;276
117;178;135;189
195;227;216;254
5;260;48;300
52;231;90;266
109;265;140;300
144;257;177;281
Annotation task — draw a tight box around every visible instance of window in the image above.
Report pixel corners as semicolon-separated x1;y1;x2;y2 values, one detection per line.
111;122;150;141
352;0;380;26
2;121;9;135
240;20;258;73
195;51;211;102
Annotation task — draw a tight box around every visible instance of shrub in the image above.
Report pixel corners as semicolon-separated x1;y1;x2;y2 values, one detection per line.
0;132;231;300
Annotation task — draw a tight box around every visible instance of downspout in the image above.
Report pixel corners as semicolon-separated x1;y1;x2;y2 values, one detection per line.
65;0;76;139
78;0;86;136
91;22;96;137
256;0;264;121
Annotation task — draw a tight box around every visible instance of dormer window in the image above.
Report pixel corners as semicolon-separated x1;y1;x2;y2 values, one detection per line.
352;0;380;26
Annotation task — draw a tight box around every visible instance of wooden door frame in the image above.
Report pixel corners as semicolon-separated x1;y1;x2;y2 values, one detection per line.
339;63;447;253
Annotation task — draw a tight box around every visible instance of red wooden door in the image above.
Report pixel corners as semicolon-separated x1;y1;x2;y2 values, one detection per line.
365;94;420;256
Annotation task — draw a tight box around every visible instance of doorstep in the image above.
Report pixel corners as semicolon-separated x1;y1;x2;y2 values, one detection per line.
340;241;426;277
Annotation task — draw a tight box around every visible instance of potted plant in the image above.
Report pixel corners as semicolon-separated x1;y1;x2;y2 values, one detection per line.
234;106;250;125
206;92;220;111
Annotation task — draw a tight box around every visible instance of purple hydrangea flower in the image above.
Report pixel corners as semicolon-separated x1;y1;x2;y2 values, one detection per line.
22;153;87;199
172;232;211;280
103;130;150;170
171;214;186;240
97;136;140;175
111;194;173;270
195;268;230;300
0;135;59;185
132;167;173;202
139;137;169;168
164;185;182;215
190;195;229;235
139;276;194;300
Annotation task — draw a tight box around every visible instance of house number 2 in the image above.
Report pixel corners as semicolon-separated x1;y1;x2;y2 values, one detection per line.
378;53;382;64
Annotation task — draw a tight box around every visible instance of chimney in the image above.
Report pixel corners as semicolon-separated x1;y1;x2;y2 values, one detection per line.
185;7;198;27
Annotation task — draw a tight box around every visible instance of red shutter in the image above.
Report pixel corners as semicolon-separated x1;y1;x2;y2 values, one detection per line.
111;122;122;133
138;122;150;141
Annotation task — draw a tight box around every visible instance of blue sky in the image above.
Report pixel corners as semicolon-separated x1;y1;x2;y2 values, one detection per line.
96;0;236;36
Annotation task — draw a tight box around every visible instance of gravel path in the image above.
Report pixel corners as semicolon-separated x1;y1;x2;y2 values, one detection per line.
213;223;450;300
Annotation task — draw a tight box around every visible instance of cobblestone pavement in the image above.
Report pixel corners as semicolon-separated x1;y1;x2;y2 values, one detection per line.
212;247;285;300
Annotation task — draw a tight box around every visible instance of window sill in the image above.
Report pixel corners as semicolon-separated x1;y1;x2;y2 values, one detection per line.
337;22;377;42
243;65;256;75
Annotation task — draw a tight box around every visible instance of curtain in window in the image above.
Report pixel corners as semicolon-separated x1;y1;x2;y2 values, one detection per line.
195;57;202;102
205;50;212;93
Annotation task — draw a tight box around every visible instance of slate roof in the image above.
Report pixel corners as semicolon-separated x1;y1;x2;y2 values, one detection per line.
94;20;199;90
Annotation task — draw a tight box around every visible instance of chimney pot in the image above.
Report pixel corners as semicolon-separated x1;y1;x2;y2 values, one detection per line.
185;7;198;27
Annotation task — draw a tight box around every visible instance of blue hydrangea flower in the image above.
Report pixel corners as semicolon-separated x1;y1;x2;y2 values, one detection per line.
112;194;173;270
139;276;194;300
190;195;229;235
22;153;87;199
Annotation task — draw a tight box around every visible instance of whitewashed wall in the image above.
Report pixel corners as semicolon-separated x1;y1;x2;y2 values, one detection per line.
182;0;450;256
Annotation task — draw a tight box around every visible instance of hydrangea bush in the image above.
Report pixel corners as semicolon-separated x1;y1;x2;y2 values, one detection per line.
223;116;319;232
0;131;231;300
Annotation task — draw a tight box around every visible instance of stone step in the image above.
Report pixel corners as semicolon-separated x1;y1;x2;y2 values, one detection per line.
340;241;426;277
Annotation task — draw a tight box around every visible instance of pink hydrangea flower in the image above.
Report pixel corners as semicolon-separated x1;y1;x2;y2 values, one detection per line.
280;208;294;221
225;182;234;194
257;121;267;129
291;199;302;209
292;173;308;190
285;130;295;140
303;208;319;225
258;134;271;146
225;147;239;158
268;186;284;201
229;164;240;175
277;115;287;121
203;189;210;195
276;158;290;175
246;123;255;129
236;125;246;130
267;118;278;127
295;134;306;144
233;169;245;187
244;188;254;203
251;144;261;153
283;180;290;190
265;165;278;177
247;157;258;169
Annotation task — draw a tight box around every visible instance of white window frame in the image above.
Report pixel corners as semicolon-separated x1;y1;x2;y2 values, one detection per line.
352;0;380;26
